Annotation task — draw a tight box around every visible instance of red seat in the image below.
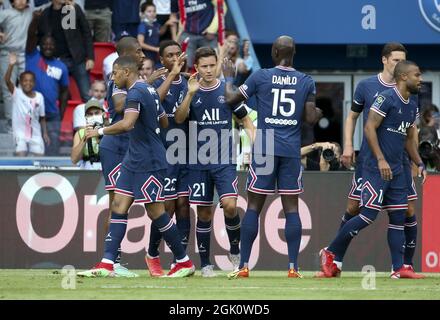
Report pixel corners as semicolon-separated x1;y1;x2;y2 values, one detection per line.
68;76;82;102
90;42;116;80
59;100;82;143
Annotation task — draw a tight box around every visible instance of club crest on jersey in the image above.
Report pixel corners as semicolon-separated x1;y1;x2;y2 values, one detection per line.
178;91;185;104
147;87;156;95
217;95;226;104
373;95;385;108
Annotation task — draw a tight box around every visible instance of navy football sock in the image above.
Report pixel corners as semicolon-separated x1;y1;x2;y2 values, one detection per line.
239;209;259;268
196;219;212;267
153;213;186;261
329;208;378;262
147;223;162;257
339;212;355;230
176;217;191;252
285;212;302;271
388;210;406;271
404;215;417;266
103;212;128;262
224;214;241;255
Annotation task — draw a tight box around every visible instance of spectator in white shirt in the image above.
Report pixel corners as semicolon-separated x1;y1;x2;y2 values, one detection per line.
73;79;106;131
4;52;49;156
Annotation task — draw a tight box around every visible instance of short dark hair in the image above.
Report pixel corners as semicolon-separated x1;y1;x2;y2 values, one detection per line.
39;34;55;46
393;60;418;80
19;71;35;81
194;47;217;64
116;36;139;55
381;42;407;58
159;40;181;57
141;1;155;12
114;56;139;73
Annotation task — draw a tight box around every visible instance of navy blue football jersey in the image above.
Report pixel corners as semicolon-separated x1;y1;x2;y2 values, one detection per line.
353;74;395;160
152;75;188;149
363;87;419;175
239;66;315;158
122;81;167;172
100;80;129;151
188;80;247;169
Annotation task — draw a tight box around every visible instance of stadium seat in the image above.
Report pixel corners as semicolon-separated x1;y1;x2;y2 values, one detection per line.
91;42;116;80
68;76;82;102
59;100;82;144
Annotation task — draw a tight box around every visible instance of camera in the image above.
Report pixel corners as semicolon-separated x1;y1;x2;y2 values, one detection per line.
322;148;335;161
320;146;341;171
419;140;439;159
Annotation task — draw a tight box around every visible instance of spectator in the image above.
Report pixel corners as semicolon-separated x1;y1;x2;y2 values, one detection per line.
37;0;94;102
4;52;49;156
301;142;344;171
0;0;33;132
26;10;69;156
73;79;106;131
139;56;155;79
151;0;177;41
138;1;175;65
84;0;112;42
71;99;103;169
111;0;140;38
170;0;221;70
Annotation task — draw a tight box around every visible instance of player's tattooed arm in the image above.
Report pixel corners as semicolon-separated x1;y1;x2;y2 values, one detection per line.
342;110;361;168
175;72;200;123
364;110;392;181
112;93;126;114
406;125;427;183
223;58;246;105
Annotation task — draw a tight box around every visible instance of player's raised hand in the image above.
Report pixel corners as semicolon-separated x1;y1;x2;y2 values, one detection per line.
378;158;392;181
170;53;187;76
8;52;17;66
341;146;354;168
188;72;201;94
222;58;236;78
143;67;167;84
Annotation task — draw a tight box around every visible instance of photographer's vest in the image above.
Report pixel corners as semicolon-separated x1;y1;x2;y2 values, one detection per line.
78;128;100;161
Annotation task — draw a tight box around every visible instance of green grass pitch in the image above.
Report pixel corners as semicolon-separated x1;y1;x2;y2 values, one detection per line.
1;269;440;300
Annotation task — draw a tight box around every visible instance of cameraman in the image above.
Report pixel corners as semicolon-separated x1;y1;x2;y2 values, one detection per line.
301;142;344;171
418;126;440;171
71;100;104;169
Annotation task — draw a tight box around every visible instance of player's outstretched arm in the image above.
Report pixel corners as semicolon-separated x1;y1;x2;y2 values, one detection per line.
223;58;246;105
364;110;392;180
405;125;427;183
175;72;200;124
341;110;361;168
86;110;139;139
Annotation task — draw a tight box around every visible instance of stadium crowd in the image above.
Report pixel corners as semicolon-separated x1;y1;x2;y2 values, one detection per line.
0;0;438;173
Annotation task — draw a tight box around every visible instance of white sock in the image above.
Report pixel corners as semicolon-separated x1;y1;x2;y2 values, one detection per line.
176;255;189;263
334;261;343;269
101;258;114;264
